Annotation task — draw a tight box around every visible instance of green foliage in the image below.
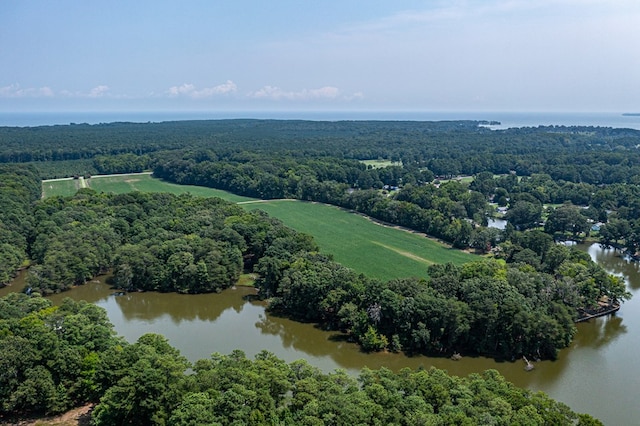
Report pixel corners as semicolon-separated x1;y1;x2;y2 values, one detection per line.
92;334;189;426
25;120;640;259
153;155;485;248
259;240;619;359
28;191;259;294
93;153;151;174
0;293;119;416
2;119;639;188
360;326;388;352
0;120;634;422
0;289;601;424
0;164;41;286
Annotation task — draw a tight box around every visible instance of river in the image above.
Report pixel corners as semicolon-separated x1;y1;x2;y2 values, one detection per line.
1;243;636;424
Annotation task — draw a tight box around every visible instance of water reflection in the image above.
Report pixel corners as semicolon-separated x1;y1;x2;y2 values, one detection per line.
3;243;640;424
111;288;255;323
584;244;640;290
0;270;28;298
487;218;507;230
573;314;627;349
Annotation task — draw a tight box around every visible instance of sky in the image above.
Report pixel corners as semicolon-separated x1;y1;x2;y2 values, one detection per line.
1;0;639;113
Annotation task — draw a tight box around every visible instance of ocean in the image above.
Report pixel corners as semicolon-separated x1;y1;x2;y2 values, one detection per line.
1;111;639;130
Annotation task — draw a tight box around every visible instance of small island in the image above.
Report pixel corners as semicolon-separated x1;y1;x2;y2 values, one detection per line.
622;113;640;116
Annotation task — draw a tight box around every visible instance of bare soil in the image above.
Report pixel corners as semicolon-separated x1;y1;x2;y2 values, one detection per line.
1;404;94;426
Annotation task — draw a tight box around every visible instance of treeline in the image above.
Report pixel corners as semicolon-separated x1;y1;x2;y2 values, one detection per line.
152;152;432;197
0;293;602;425
0;164;41;285
4;119;640;185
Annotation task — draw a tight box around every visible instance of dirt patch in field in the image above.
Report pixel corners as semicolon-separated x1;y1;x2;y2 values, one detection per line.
371;241;434;265
124;178;140;183
2;404;94;426
237;198;296;205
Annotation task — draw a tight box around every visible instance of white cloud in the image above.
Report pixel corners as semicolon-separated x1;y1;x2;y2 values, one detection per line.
58;85;115;98
168;83;196;96
167;80;237;98
88;85;110;98
0;84;54;98
247;85;349;101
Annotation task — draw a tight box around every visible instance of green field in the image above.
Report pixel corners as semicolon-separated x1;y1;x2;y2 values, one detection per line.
436;175;474;184
43;174;475;281
41;178;82;198
241;200;475;281
43;173;255;203
360;159;402;169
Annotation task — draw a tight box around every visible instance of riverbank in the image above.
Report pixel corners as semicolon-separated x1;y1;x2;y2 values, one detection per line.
576;302;620;322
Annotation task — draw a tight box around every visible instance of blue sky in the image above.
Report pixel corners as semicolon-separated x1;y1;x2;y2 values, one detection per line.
1;0;639;113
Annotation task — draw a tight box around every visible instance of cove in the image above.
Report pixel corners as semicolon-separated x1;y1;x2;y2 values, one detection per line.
1;243;637;424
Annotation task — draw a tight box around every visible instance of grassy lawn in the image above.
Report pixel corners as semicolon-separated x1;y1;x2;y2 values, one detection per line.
242;200;475;281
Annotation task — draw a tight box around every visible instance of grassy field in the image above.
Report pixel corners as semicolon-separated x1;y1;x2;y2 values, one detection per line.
43;173;255;203
41;178;82;198
436;175;474;184
360;159;402;169
42;174;476;281
242;200;475;281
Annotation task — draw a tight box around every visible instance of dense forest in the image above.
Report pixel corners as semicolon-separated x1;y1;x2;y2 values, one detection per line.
1;119;638;422
2;119;640;185
0;164;41;285
0;293;602;425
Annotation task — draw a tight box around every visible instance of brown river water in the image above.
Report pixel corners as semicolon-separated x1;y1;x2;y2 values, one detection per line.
2;243;637;424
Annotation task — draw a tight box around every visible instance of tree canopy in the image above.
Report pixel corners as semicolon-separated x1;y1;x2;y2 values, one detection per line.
0;293;601;425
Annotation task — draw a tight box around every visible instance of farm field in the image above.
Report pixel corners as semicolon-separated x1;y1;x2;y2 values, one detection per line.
242;200;475;281
43;173;255;203
41;178;82;198
42;174;476;281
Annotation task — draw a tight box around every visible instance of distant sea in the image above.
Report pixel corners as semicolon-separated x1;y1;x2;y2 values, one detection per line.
1;111;640;130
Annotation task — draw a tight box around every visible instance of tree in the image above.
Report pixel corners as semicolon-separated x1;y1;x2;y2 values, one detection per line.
545;205;589;237
470;227;502;252
92;334;190;426
505;201;543;230
360;326;388;352
470;171;496;197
